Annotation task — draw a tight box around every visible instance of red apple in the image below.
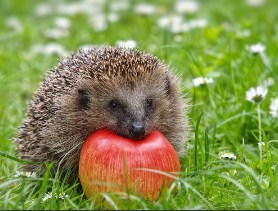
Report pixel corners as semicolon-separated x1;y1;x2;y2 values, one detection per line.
79;129;180;201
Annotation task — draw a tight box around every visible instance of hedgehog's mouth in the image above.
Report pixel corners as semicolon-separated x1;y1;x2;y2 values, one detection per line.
129;133;145;141
104;121;148;141
116;131;146;141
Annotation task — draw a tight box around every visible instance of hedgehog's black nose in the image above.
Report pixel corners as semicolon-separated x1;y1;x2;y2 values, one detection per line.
130;122;145;140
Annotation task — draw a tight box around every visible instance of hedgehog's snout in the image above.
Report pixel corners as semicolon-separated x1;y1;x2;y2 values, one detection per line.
129;121;145;141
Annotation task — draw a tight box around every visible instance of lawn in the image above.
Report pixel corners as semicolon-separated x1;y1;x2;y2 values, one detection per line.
1;0;278;209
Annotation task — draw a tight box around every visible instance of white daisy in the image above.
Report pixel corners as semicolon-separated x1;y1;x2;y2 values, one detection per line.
5;17;23;33
270;97;278;118
134;3;156;16
110;1;129;12
107;12;120;23
192;77;214;87
54;17;71;29
56;2;86;15
262;77;274;88
245;0;265;7
116;40;137;49
157;14;183;29
220;152;237;160
166;18;208;34
44;28;69;39
89;14;107;32
247;43;265;54
245;86;268;104
175;0;199;14
30;43;66;57
188;18;208;29
172;22;192;33
34;4;52;17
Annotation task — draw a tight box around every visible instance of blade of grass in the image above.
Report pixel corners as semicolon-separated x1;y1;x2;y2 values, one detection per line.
0;150;40;165
204;126;209;163
195;112;203;170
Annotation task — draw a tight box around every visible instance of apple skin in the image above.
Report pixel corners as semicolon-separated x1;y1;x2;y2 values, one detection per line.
79;129;180;201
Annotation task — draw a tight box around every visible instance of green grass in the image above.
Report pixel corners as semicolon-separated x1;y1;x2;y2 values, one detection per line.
1;0;278;209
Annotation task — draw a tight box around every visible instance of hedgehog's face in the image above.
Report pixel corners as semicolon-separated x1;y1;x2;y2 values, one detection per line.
75;68;177;141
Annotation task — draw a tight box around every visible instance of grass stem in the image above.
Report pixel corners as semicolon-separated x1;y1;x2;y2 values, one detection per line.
257;103;262;162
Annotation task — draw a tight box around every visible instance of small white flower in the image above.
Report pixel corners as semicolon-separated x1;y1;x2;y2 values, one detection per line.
220;152;237;160
245;86;268;104
175;0;199;14
116;40;137;49
107;13;120;23
42;192;69;202
258;141;265;150
15;171;37;178
188;18;208;29
90;14;107;32
58;192;70;199
44;43;66;56
247;43;265;54
245;0;265;7
157;15;183;29
42;192;53;201
193;77;214;87
170;22;191;33
270;97;278;118
94;21;108;32
35;4;52;17
262;77;275;88
163;18;208;34
44;28;69;39
31;43;66;57
54;17;71;29
57;3;86;15
110;1;129;12
5;17;23;33
134;3;156;16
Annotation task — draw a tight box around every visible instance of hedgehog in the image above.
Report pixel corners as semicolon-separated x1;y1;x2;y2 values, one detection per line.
15;46;190;179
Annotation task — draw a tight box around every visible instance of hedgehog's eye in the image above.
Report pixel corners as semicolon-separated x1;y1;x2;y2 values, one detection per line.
109;100;120;111
146;98;153;110
78;89;90;110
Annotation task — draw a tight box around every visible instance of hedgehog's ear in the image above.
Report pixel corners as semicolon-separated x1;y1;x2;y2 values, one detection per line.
78;89;91;110
164;76;171;96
